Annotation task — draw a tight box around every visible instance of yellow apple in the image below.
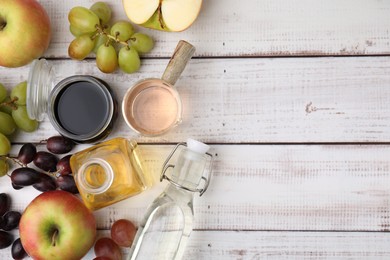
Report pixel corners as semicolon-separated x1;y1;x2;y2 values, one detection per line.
0;0;51;68
123;0;202;32
19;190;96;260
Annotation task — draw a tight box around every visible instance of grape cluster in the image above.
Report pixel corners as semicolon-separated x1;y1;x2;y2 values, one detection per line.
0;193;27;259
68;2;154;74
0;82;39;156
93;219;136;260
1;136;79;194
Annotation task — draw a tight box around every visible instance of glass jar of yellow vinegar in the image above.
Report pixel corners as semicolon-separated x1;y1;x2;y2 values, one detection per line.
70;137;153;211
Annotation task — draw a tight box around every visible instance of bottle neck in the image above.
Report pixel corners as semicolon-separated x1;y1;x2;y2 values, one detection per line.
171;149;207;192
77;158;114;194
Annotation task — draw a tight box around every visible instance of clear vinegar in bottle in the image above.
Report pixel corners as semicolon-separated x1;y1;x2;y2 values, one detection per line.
128;139;213;260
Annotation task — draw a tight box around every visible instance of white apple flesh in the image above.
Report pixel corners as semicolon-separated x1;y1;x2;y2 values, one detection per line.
0;0;51;68
19;190;96;260
123;0;202;32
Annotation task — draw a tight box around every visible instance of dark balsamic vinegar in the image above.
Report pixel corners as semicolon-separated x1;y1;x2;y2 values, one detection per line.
55;81;110;135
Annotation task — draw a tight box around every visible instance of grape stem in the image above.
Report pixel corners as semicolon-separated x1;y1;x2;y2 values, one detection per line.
95;24;131;48
39;139;47;144
4;156;24;167
0;97;18;110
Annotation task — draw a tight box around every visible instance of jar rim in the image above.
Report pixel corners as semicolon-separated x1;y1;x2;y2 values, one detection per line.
26;59;55;121
48;75;116;142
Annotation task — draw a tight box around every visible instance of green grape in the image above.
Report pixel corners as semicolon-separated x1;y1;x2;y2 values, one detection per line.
90;2;112;25
110;21;134;42
0;112;16;135
92;28;110;54
0;83;7;103
129;33;154;53
11;106;38;132
10;81;27;105
0;157;8;177
118;47;140;74
0;97;13;115
93;34;108;54
0;133;10;156
96;44;118;73
69;25;96;37
68;6;100;34
70;25;84;37
68;34;95;60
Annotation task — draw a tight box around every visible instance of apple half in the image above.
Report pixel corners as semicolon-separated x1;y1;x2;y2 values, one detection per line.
123;0;202;32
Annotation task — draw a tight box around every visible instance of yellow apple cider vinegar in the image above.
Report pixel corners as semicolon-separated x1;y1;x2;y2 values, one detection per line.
70;137;153;211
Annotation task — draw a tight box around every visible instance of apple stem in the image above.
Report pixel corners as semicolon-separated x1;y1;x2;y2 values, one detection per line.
51;228;59;247
157;3;165;29
0;19;6;31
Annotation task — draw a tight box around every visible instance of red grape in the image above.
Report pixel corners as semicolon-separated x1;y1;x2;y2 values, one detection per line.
11;238;27;259
47;136;75;154
93;257;113;260
56;175;79;194
32;173;57;192
11;168;41;186
1;211;21;231
0;230;13;249
0;193;10;216
17;143;36;165
110;219;136;247
33;151;58;172
57;154;72;175
94;237;122;260
11;183;23;190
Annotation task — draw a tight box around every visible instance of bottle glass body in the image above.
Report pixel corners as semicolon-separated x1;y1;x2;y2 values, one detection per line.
70;137;152;211
128;141;210;260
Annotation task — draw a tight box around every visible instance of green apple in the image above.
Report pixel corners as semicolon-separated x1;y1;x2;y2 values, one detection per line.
19;190;96;260
123;0;202;32
0;0;51;68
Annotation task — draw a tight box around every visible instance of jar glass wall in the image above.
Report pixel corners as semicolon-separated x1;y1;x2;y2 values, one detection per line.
26;59;117;143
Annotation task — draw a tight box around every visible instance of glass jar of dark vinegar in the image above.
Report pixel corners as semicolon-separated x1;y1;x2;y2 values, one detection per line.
26;59;117;143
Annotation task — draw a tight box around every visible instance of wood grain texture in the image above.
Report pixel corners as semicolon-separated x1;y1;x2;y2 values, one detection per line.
0;0;389;259
36;0;390;58
2;230;390;259
67;230;390;259
2;57;390;143
2;144;390;232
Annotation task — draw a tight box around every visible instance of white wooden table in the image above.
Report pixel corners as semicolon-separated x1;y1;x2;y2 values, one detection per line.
1;0;390;259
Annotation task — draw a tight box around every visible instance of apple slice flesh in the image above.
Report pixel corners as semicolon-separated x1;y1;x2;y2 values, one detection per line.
123;0;202;32
162;0;202;31
123;0;159;24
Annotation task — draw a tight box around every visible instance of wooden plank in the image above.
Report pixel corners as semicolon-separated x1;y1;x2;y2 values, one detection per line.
37;0;390;57
2;144;390;232
83;230;390;259
1;57;390;143
2;230;390;259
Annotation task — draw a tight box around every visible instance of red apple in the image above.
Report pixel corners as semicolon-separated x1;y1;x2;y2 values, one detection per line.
0;0;51;68
19;190;96;260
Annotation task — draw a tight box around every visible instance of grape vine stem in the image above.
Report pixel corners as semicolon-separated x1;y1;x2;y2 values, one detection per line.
0;97;18;110
95;24;132;48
